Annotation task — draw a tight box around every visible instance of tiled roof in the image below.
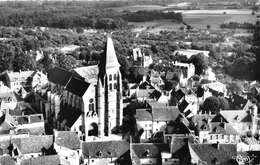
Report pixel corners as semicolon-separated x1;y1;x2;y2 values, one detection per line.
57;104;82;128
82;140;129;159
152;106;180;121
48;66;72;87
189;143;237;165
131;143;159;158
0;156;16;165
54;131;80;150
136;109;152;121
20;155;61;165
11;135;53;154
209;123;239;135
17;126;45;135
65;77;90;97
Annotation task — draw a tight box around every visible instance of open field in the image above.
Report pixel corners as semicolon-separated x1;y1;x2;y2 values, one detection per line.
183;15;232;30
120;5;259;31
129;19;182;32
109;5;169;12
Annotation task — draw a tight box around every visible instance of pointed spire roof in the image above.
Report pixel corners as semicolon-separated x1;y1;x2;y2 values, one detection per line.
98;35;120;82
99;35;120;71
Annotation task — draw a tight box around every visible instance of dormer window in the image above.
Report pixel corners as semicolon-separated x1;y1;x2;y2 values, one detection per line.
97;151;103;157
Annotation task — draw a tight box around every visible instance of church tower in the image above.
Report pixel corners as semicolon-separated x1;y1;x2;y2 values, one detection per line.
97;35;123;137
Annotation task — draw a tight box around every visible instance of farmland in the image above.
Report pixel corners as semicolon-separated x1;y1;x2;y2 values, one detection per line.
123;6;259;31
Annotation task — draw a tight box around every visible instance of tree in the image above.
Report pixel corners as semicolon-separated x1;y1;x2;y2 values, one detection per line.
218;97;229;110
252;12;255;15
189;53;209;75
13;52;36;72
207;25;211;30
203;96;221;114
164;80;178;91
56;54;77;70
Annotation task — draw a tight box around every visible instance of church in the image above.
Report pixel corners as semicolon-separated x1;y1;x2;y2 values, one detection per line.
35;35;123;141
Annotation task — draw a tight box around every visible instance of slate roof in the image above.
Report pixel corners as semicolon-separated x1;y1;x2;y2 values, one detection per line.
11;135;53;154
72;65;99;84
82;140;129;159
0;156;16;165
20;155;62;165
139;81;155;90
48;66;72;87
57;104;82;128
54;131;80;150
189;143;237;165
131;143;160;158
152;106;180;122
209;123;239;135
178;100;189;113
230;94;248;109
136;109;152;121
218;110;252;123
170;135;189;157
192;114;216;123
65;77;90;97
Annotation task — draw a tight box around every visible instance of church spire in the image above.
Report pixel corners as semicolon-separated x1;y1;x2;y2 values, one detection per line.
98;35;120;81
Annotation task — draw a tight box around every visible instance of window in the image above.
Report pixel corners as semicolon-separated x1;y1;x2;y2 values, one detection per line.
114;74;117;80
114;83;117;90
145;124;147;127
210;135;213;140
92;160;94;162
221;135;224;139
109;83;112;91
109;74;112;81
89;98;94;111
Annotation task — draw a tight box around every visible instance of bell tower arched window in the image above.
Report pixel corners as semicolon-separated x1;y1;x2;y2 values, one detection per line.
114;83;117;90
89;98;94;111
109;74;112;81
109;83;112;91
114;74;117;80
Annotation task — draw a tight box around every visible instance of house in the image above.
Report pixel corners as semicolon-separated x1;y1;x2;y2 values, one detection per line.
162;134;192;165
201;82;227;97
82;140;130;165
212;110;253;136
54;131;81;165
187;75;201;88
152;106;180;133
10;135;54;159
5;70;48;92
228;93;255;111
20;155;69;165
0;89;24;110
14;114;45;135
0;111;16;134
36;35;123;141
136;109;153;140
189;143;237;165
131;143;160;165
